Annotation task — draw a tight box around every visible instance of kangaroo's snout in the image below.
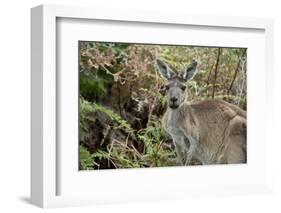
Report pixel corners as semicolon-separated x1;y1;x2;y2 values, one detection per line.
170;96;178;103
169;96;180;109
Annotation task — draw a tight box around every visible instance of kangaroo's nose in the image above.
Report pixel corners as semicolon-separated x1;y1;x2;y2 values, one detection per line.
171;97;178;102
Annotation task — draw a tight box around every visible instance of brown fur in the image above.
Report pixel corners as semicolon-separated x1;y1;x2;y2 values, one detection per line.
163;99;247;165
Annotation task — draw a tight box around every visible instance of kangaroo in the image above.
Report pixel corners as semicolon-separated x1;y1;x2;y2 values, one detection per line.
156;59;246;166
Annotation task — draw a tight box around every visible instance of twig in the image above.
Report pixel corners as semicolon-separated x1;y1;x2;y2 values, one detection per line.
227;49;246;94
236;57;246;106
212;48;222;98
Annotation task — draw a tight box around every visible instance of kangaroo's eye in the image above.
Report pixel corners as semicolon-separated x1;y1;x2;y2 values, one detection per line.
181;85;186;91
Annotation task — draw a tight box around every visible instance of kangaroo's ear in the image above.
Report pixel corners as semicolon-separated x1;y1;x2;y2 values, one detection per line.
180;60;198;81
156;59;174;80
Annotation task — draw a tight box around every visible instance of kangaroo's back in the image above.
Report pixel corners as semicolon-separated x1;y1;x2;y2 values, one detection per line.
177;99;246;164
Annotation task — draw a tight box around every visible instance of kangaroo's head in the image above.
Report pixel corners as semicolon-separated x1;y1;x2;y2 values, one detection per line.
156;59;198;109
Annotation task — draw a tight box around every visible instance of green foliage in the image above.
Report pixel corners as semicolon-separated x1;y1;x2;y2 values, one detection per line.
79;97;133;144
79;145;94;170
80;73;109;98
86;117;175;169
79;97;175;169
92;102;132;131
79;97;93;141
138;118;176;167
79;42;130;101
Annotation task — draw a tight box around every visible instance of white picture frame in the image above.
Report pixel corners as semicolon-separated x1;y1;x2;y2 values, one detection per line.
31;4;274;208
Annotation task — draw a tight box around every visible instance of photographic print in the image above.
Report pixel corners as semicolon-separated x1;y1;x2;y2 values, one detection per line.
79;42;247;170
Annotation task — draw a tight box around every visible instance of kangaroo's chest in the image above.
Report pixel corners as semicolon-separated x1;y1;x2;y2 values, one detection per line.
165;116;187;143
167;125;184;138
166;114;180;132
